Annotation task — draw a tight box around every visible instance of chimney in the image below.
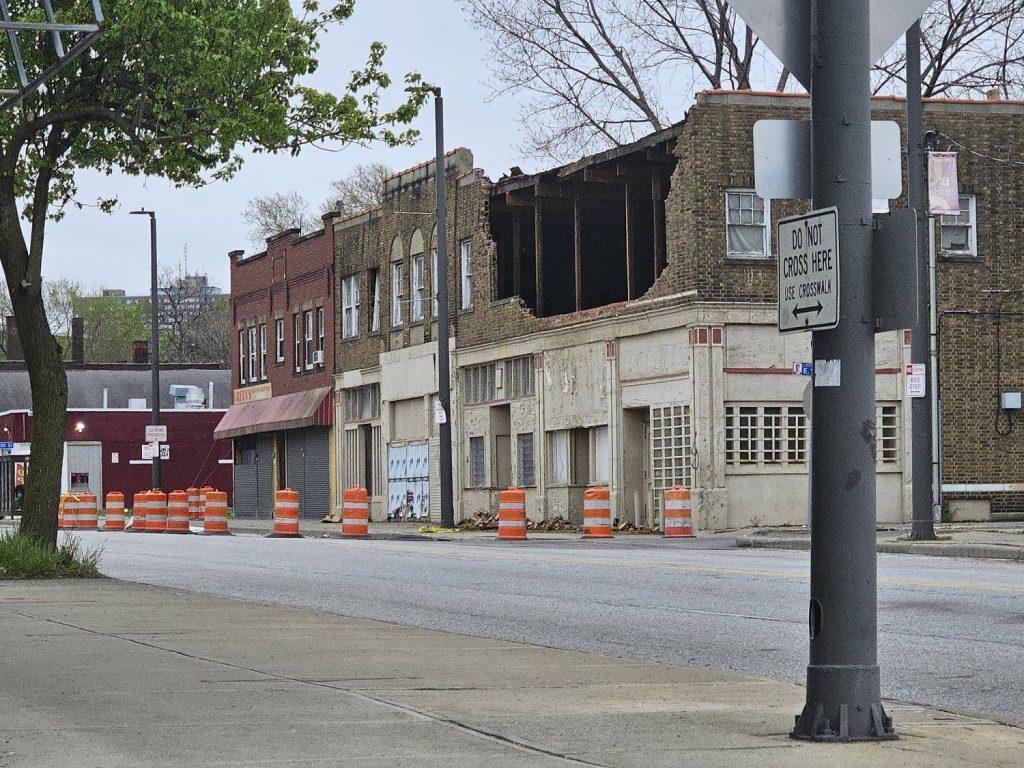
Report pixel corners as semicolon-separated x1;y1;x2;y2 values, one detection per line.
5;315;23;361
71;317;85;365
132;339;149;364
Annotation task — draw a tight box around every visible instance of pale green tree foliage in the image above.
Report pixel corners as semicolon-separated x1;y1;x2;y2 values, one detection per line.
0;0;426;546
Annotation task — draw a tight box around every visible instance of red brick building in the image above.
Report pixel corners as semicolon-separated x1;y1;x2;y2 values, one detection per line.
215;217;338;518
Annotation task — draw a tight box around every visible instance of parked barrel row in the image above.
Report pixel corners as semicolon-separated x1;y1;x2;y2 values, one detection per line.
58;486;230;535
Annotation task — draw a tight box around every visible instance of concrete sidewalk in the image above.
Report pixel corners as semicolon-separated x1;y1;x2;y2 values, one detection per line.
1;579;1022;767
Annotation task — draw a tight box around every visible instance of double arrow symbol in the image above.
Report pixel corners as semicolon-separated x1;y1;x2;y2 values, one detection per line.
793;301;823;319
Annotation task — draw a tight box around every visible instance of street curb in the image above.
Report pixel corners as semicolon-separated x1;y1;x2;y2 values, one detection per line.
738;536;1024;561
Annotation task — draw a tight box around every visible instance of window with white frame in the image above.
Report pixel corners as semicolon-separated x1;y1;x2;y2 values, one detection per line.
463;363;499;404
411;253;425;321
724;404;806;468
275;318;285;363
317;306;325;358
303;310;314;370
293;314;302;372
460;239;473;310
726;189;770;258
259;324;267;380
517;433;535;486
650;405;692;516
469;436;486;487
238;330;245;385
508;356;534;398
431;247;438;317
940;194;977;257
876;403;899;466
392;262;405;326
342;276;359;339
247;327;257;382
369;268;381;332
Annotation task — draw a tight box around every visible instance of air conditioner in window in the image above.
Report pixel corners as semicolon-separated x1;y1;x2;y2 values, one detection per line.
312;350;325;365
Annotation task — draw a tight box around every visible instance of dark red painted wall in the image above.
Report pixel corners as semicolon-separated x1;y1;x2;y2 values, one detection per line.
0;409;232;503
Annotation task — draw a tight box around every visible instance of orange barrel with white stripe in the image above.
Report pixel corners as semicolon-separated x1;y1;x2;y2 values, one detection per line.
130;491;148;532
104;492;126;531
268;489;302;538
497;487;527;540
78;492;98;530
663;486;695;538
199;486;213;521
165;490;191;534
202;490;231;535
582;486;613;539
187;487;201;520
341;487;369;537
147;490;168;533
57;494;73;530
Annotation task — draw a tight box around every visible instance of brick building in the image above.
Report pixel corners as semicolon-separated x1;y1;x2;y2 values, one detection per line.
216;219;338;518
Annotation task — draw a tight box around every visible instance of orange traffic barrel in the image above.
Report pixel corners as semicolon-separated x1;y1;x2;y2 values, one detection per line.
269;489;302;538
104;492;126;531
663;486;695;538
497;487;527;540
582;486;613;539
202;490;231;535
147;490;168;533
58;494;74;530
165;490;191;534
187;487;201;520
129;491;148;532
341;487;369;537
199;486;213;519
78;492;98;530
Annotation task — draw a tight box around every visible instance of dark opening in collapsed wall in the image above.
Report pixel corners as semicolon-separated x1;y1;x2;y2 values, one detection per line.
489;127;679;318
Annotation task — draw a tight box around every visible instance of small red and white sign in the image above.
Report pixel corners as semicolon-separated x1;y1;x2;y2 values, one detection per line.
906;364;926;398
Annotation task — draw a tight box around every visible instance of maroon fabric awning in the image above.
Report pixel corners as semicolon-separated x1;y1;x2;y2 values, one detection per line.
214;387;333;440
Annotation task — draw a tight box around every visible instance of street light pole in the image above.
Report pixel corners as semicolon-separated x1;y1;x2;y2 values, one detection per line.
428;84;455;529
131;208;161;490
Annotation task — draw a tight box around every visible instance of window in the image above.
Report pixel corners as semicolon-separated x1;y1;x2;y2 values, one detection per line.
651;405;693;517
724;404;806;468
259;324;267;380
392;262;405;326
517;433;535;486
303;310;314;370
877;404;899;466
247;327;257;382
411;253;425;321
592;425;609;485
726;189;769;258
342;276;359;339
317;306;325;357
431;247;438;317
238;330;245;385
548;430;568;485
463;363;499;404
369;268;381;332
469;436;486;487
345;383;381;421
940;194;977;257
460;239;474;310
508;356;534;398
293;314;302;372
275;318;285;363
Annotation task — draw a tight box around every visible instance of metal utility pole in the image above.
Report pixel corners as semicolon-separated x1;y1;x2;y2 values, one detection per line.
131;208;161;491
430;85;455;529
906;21;936;541
792;0;894;741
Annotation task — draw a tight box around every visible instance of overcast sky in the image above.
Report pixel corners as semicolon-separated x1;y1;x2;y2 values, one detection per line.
39;1;529;295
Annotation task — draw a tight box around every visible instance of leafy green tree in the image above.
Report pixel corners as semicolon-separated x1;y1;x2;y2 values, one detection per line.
76;296;149;363
0;0;425;547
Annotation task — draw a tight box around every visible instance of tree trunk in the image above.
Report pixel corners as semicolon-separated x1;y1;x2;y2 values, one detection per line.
10;290;67;548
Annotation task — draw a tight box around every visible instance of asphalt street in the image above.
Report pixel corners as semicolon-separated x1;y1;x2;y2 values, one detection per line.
85;531;1024;726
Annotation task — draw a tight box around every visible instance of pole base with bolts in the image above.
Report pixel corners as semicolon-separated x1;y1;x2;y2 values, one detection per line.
790;665;896;741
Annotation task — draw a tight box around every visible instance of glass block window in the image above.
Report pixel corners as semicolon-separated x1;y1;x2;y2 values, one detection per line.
517;432;535;487
725;404;807;468
877;403;899;466
469;436;486;487
651;405;692;517
726;189;769;258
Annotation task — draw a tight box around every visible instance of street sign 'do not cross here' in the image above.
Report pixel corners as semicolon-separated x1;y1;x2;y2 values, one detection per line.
777;208;839;333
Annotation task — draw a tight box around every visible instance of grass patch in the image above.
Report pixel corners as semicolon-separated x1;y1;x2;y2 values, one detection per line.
0;531;103;579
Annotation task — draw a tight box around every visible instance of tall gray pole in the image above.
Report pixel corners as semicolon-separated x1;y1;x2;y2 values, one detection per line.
792;0;894;741
432;86;455;529
132;208;161;491
907;21;935;541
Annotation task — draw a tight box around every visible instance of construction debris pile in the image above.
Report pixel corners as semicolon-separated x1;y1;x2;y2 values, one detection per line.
455;512;657;534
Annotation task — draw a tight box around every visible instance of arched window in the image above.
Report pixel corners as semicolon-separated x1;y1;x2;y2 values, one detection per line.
391;235;405;326
410;229;425;321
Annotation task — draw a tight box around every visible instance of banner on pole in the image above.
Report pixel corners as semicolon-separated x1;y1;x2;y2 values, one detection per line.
928;152;960;215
